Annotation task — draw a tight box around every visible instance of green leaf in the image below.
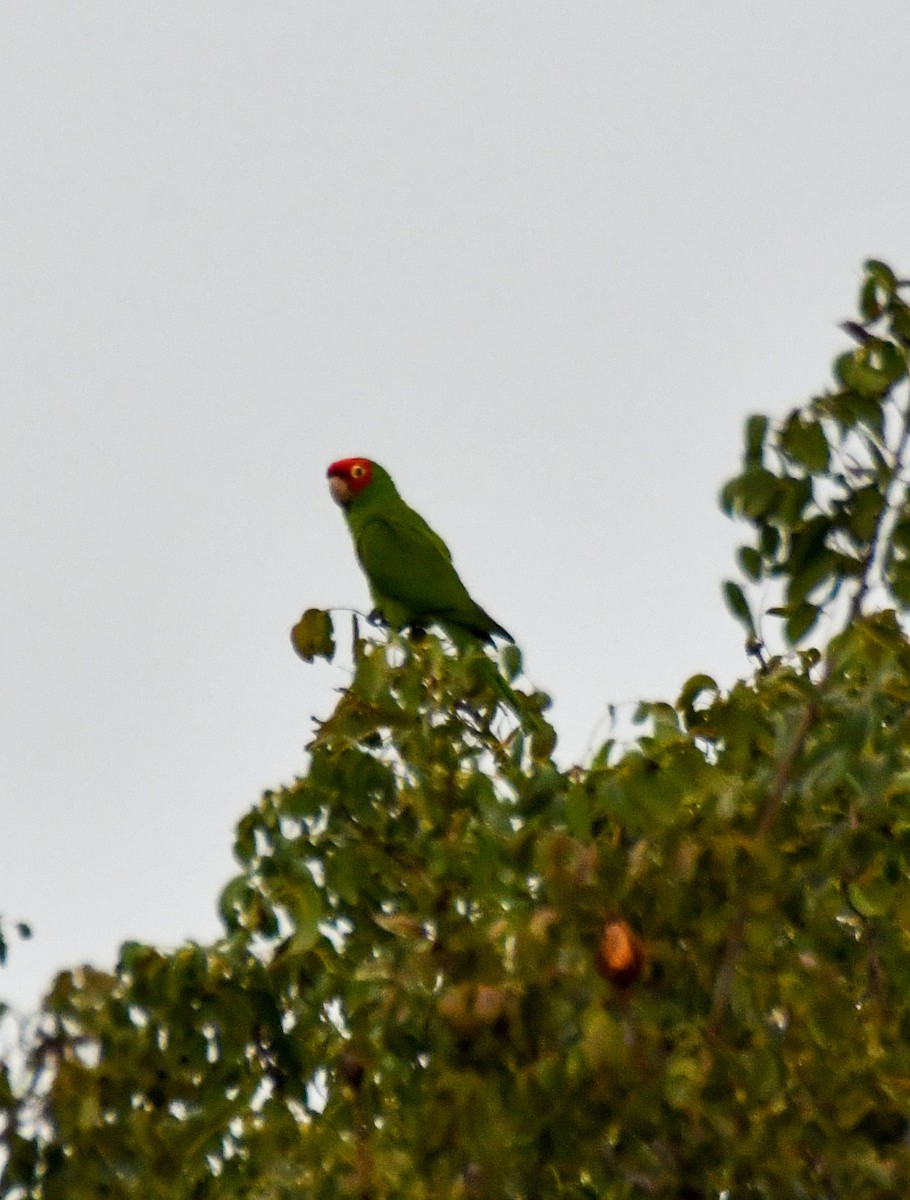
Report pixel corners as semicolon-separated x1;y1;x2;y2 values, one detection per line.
678;673;719;713
520;764;562;815
874;339;907;385
580;1006;628;1071
500;642;522;681
278;780;324;819
218;875;253;932
2;1133;39;1189
663;1053;706;1111
719;477;740;516
285;871;324;953
290;608;336;663
784;601;820;644
530;718;558;762
847;880;890;919
760;522;781;559
722;580;755;636
779;413;830;473
887;560;910;608
564;784;591;840
744;414;768;466
860;276;884;321
892;517;910;553
737;545;763;582
864;259;897;288
889;299;910;344
774;475;814;529
785;514;831;574
323;845;364;904
786;548;840;606
844;485;884;545
817;388;886;436
730;466;781;521
834;348;896;400
233;810;259;864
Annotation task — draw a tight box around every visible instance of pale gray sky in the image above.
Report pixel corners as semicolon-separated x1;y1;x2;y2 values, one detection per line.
2;4;908;1011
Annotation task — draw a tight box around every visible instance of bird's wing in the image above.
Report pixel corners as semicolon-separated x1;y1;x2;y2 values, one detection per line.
405;508;453;563
356;513;475;621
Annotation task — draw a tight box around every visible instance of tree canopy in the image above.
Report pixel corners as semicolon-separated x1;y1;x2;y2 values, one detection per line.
4;261;910;1198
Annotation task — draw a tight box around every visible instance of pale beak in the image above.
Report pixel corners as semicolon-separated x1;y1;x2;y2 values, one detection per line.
328;475;352;505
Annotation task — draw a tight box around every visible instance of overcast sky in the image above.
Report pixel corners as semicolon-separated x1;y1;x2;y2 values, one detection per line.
3;4;909;1012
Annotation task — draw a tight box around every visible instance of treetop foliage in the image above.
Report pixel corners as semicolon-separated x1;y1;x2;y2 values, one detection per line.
5;261;910;1197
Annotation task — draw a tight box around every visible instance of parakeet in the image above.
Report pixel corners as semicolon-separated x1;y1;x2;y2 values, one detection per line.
327;457;513;645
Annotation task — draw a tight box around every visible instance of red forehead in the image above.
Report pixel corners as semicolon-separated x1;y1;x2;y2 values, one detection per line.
327;457;373;493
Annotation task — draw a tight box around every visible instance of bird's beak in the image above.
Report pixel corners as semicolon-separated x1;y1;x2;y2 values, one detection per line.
328;475;351;506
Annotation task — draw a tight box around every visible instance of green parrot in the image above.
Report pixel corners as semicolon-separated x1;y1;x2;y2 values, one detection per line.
327;457;513;646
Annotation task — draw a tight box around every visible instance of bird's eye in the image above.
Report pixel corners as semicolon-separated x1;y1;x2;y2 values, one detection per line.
351;464;365;479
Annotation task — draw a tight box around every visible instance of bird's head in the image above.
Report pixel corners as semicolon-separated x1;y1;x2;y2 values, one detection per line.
327;457;378;506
